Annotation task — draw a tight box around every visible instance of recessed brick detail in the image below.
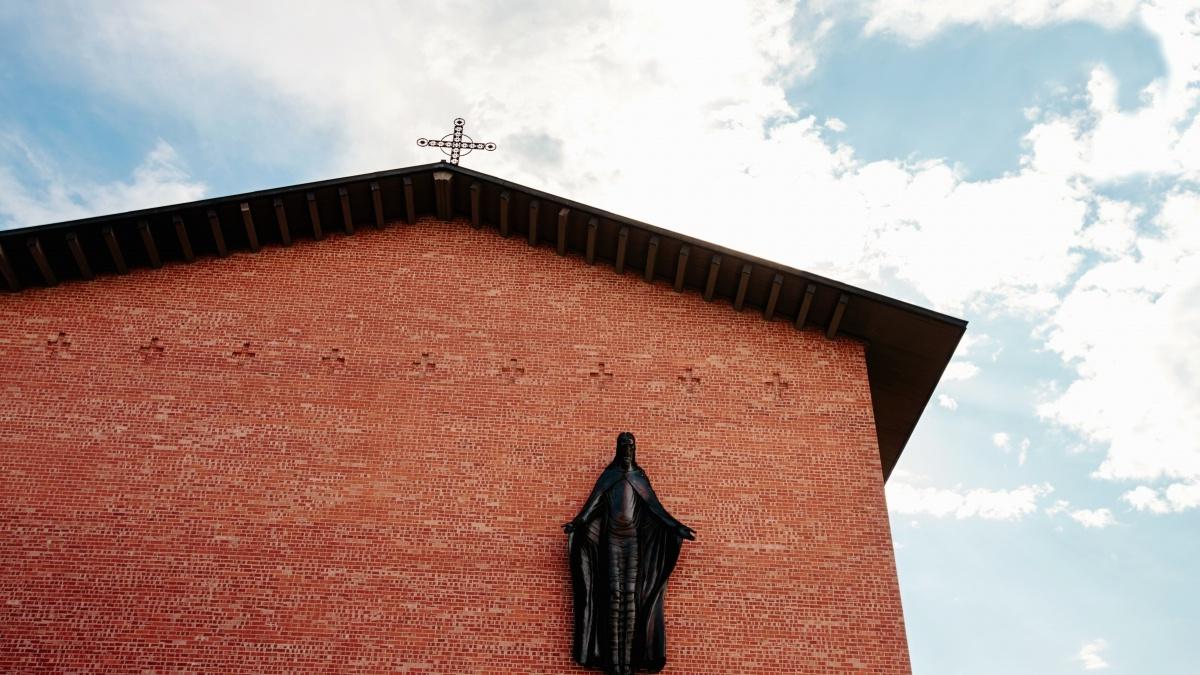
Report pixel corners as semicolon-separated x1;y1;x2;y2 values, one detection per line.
501;357;526;383
0;219;910;673
678;366;702;392
231;340;256;361
764;370;792;399
139;336;166;360
45;330;71;358
411;351;437;375
587;361;615;385
321;347;347;371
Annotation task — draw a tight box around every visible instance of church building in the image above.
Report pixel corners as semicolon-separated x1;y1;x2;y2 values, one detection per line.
0;161;964;673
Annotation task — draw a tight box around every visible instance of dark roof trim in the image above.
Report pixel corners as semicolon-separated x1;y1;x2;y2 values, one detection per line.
0;161;966;479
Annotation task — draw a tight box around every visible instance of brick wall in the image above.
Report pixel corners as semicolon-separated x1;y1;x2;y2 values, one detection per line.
0;218;910;673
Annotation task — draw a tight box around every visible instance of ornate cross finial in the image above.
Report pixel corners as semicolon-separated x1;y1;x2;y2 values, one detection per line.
417;117;496;165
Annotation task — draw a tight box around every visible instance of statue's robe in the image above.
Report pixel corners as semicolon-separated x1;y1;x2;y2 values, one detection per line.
567;466;687;673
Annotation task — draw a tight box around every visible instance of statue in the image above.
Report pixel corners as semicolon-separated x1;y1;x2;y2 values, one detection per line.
563;432;695;674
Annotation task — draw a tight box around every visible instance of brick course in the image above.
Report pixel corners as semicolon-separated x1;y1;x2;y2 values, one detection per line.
0;218;911;673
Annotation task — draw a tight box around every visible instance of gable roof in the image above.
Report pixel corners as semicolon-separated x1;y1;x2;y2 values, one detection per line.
0;161;965;479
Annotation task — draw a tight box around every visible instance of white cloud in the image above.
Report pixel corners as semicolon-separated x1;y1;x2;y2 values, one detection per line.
886;481;1053;521
954;332;990;357
1077;638;1111;670
944;361;981;381
1014;4;1200;185
990;433;1030;465
1122;482;1200;513
824;117;847;132
870;164;1089;311
854;0;1139;43
0;138;205;229
1121;485;1170;513
1038;190;1200;483
1165;481;1200;510
1082;197;1141;258
1045;499;1071;516
1070;508;1117;529
937;394;958;410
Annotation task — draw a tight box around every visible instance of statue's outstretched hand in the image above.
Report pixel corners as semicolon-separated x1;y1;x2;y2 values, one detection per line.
563;521;577;534
676;525;696;541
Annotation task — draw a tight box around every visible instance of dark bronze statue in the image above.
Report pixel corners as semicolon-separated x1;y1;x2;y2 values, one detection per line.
563;432;695;674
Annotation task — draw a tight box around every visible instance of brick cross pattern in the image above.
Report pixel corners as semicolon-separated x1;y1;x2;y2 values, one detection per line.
412;352;437;375
501;358;525;383
232;341;257;361
46;331;71;358
588;361;614;385
764;370;791;399
321;348;346;370
678;367;702;392
139;337;165;359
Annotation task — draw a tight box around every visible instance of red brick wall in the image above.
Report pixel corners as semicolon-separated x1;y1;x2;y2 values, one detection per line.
0;218;910;673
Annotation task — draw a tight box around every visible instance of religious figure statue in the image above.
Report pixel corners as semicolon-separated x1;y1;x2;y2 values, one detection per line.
563;432;695;674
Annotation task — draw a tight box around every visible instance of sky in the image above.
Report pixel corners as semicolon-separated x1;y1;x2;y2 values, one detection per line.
1;1;1197;672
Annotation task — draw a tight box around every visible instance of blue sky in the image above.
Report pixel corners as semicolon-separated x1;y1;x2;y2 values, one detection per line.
795;20;1166;178
2;2;1199;673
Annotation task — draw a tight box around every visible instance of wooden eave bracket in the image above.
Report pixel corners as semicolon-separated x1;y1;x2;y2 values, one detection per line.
273;198;292;245
27;237;56;286
371;181;386;228
306;193;323;240
585;217;598;264
469;181;482;229
239;203;259;252
704;254;721;301
64;232;93;280
433;171;453;221
827;293;848;339
173;215;195;261
137;220;162;268
643;236;659;283
338;187;354;234
556;208;570;256
528;200;540;246
207;209;228;256
402;176;416;224
764;273;783;320
733;263;752;311
0;242;20;291
674;245;689;292
794;283;816;329
499;191;511;237
102;226;127;274
615;226;629;274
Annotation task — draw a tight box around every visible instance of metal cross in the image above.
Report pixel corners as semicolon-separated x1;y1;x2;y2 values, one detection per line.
417;117;496;165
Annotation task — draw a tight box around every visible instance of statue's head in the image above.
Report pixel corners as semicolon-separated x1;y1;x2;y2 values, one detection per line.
615;432;637;470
